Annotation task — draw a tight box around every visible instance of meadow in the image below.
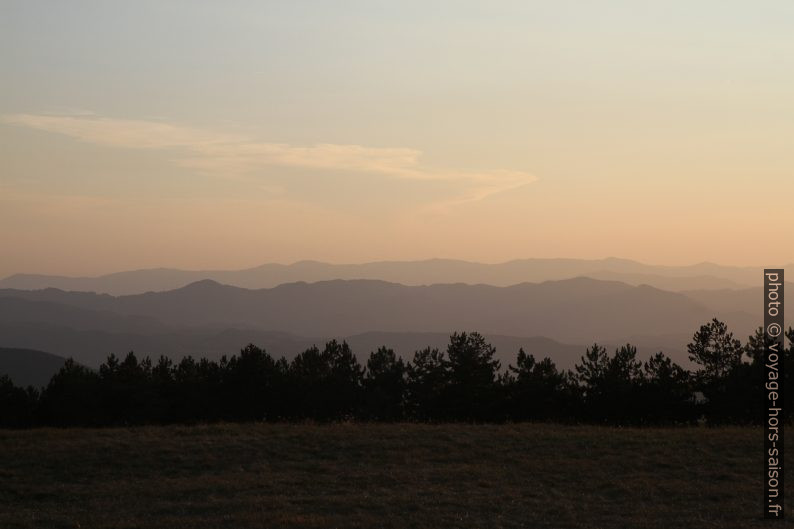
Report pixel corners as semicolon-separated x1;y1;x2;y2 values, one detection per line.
0;423;785;528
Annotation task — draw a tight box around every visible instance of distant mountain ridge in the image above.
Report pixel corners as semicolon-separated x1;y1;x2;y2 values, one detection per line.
0;277;757;355
0;258;780;295
0;323;589;372
0;347;67;388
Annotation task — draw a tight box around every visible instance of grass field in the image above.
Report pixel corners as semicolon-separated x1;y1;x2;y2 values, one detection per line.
0;423;788;528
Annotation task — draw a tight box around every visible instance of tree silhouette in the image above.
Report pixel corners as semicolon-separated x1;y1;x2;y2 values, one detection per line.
444;332;501;421
0;375;37;428
223;344;281;421
574;343;608;404
363;347;406;421
602;344;644;423
171;355;223;422
686;319;747;423
323;340;364;420
98;352;156;425
406;346;447;421
640;352;694;424
39;358;101;426
507;349;569;421
687;318;743;383
1;322;780;427
287;341;363;420
574;344;645;423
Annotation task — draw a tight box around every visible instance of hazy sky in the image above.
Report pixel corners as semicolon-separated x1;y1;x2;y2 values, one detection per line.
2;1;793;276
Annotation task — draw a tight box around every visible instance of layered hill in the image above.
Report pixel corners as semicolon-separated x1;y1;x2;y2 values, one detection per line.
0;347;67;388
0;277;758;371
1;258;778;295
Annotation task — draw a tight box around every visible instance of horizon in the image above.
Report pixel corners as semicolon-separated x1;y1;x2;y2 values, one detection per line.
3;255;792;280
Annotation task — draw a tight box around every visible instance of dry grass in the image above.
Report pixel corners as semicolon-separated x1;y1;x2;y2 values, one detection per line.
0;423;787;528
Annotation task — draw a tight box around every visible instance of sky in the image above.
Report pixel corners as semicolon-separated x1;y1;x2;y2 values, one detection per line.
2;1;793;277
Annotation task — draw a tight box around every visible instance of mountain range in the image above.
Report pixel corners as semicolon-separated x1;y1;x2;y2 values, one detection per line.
0;347;67;388
1;258;781;295
0;277;760;339
1;258;785;388
0;276;769;374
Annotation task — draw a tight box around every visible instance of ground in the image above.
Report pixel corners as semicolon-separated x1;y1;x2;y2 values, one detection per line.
0;423;787;528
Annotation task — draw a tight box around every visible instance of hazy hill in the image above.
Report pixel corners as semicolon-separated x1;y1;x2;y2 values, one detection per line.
0;323;589;372
0;347;67;388
681;284;793;317
0;277;757;348
0;296;169;333
0;258;776;295
0;322;317;368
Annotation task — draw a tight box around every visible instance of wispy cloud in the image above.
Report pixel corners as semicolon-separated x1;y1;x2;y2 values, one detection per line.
4;113;242;149
4;113;536;206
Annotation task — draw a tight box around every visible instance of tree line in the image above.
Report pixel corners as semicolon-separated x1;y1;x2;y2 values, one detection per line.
1;319;791;427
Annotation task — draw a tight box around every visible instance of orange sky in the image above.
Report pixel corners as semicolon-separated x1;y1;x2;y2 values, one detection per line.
2;2;793;276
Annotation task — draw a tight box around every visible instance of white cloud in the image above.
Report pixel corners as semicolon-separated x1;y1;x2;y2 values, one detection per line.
4;113;536;206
